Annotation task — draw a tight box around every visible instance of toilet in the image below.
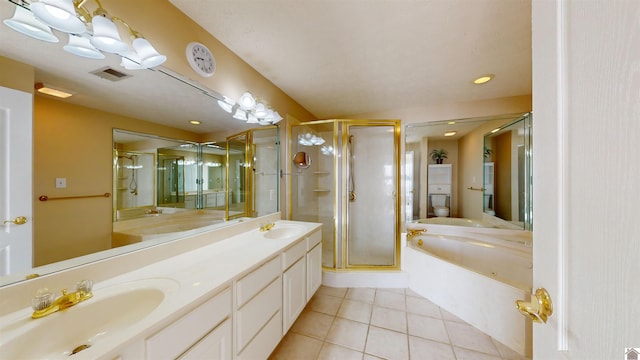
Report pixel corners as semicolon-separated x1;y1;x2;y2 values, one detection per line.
431;194;450;217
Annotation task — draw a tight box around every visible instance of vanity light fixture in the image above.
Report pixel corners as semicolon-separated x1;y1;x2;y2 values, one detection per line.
3;0;166;69
444;131;457;137
219;91;283;125
473;74;495;84
35;82;73;98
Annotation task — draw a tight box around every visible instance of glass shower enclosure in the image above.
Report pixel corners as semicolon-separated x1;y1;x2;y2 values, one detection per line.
289;120;401;270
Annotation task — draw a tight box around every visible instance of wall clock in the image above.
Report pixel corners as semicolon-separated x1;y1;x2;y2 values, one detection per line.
186;42;216;77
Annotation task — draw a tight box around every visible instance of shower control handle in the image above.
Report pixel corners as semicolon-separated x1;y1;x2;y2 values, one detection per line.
516;288;553;323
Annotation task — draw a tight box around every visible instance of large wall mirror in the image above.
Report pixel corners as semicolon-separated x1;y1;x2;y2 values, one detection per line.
405;112;532;231
0;1;281;287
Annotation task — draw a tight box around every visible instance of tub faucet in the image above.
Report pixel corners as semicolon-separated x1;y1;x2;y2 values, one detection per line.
31;280;93;319
260;223;275;232
407;228;426;239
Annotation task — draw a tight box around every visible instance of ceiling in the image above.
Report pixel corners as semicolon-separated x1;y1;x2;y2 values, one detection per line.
169;0;532;119
0;0;531;135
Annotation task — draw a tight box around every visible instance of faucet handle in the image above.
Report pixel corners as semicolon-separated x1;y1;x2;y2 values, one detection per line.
76;279;93;293
32;288;54;311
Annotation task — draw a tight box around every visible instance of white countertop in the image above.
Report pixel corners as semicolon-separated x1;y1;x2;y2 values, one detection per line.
0;220;321;360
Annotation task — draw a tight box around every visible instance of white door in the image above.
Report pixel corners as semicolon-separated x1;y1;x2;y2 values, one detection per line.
0;86;33;275
531;1;640;358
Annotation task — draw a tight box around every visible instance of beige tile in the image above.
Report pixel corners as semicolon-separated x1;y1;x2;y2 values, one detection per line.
337;299;373;324
317;342;364;360
325;317;369;351
440;308;466;323
407;312;449;343
406;295;442;319
409;336;456;360
492;339;532;360
445;321;500;356
291;310;335;340
346;288;376;304
377;287;406;295
363;355;384;360
370;306;407;333
269;332;323;360
453;346;502;360
317;286;348;298
307;294;343;316
373;290;406;311
364;326;409;360
405;288;423;298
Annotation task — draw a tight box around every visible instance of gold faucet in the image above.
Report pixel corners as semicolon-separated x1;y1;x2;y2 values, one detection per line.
407;228;426;239
31;280;93;319
260;223;275;232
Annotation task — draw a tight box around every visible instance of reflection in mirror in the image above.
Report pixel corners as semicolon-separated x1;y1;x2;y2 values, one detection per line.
0;1;284;287
405;113;532;231
293;151;311;169
483;113;532;230
227;132;249;219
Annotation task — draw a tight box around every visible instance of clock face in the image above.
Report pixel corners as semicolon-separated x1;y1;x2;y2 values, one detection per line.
186;42;215;77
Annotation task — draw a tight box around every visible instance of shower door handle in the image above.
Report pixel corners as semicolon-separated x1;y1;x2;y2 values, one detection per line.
349;192;356;201
516;288;553;323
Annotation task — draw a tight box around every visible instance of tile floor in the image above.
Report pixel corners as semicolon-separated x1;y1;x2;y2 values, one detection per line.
269;286;530;360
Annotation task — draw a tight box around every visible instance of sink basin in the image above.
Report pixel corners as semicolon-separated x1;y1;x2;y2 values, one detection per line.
262;224;306;239
0;277;179;359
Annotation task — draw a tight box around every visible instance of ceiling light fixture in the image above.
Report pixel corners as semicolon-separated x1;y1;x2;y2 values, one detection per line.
219;91;283;126
189;120;201;125
444;131;457;137
3;0;166;69
35;82;73;98
473;74;495;84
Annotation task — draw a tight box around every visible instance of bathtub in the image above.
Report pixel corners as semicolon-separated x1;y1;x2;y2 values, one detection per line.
112;210;229;247
404;226;532;356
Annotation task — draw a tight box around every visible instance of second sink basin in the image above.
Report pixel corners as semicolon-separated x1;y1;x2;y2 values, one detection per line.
262;224;306;239
0;277;179;360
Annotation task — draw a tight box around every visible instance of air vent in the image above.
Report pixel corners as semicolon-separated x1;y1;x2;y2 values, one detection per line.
90;67;131;82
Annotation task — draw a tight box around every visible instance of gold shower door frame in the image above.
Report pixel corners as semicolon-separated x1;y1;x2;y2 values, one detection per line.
289;119;402;271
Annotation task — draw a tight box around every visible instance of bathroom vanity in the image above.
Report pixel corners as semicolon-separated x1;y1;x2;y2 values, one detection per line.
0;215;321;360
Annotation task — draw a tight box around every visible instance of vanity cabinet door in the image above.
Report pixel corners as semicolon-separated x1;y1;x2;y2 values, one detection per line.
179;319;231;360
282;256;306;334
306;243;322;299
145;288;231;360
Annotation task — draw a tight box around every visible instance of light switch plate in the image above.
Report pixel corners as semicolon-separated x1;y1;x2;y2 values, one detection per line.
55;178;66;188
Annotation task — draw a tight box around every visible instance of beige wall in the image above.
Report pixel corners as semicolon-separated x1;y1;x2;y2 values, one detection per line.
0;56;34;93
33;96;201;266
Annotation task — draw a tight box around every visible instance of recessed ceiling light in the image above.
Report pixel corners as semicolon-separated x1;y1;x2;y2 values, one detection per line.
444;131;457;137
491;128;501;133
473;74;495;85
189;120;201;125
447;121;456;125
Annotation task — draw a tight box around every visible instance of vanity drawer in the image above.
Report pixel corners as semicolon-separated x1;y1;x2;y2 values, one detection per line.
146;287;231;360
306;230;321;251
282;239;306;270
236;256;281;307
237;310;282;360
236;278;282;353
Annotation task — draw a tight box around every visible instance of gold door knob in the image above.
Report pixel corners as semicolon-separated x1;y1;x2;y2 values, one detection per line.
3;216;28;225
516;288;553;323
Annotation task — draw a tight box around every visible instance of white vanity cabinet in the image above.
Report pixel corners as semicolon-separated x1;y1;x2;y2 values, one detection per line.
145;287;232;360
235;256;283;360
283;229;322;334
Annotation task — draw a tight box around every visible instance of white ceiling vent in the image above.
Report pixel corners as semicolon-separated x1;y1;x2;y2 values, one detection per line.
90;67;131;82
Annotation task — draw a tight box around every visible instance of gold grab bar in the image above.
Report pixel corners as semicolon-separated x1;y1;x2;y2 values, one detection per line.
467;186;486;191
39;193;111;202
